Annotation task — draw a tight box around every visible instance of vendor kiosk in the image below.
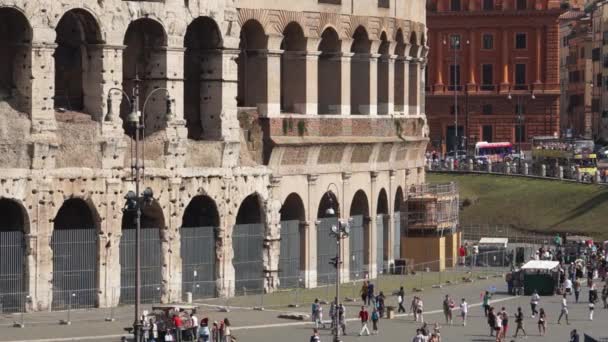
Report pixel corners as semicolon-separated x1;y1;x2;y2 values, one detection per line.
521;260;560;295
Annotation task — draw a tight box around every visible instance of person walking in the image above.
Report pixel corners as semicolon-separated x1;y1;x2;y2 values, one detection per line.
309;328;320;342
589;300;595;321
412;329;427;342
311;299;320;328
358;306;370;336
371;307;380;335
487;307;496;337
459;298;468;326
557;294;570;325
570;329;580;342
574;278;581;303
513;307;527;338
190;312;199;341
442;295;454;325
172;314;183;342
601;284;608;309
376;291;386;318
494;311;503;342
564;277;573;296
500;307;509;339
360;282;368;305
367;282;375;306
397;286;406;313
199;318;210;342
411;296;419;322
530;289;540;318
417;297;425;323
482;291;492;317
338;303;347;336
537;307;547;336
222;318;232;342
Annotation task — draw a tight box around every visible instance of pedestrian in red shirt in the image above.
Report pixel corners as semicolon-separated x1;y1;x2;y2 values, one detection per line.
459;245;467;265
358;306;370;336
172;314;183;342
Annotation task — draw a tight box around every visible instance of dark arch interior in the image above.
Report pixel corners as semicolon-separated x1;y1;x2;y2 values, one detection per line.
281;22;306;51
54;198;96;230
237;20;267;107
0;198;26;230
318;28;341;115
235;194;263;224
351;26;371;53
184;17;223;140
280;193;306;222
377;189;389;215
122;200;165;229
319;28;340;53
317;191;340;218
378;32;389;55
280;22;307;112
54;9;102;111
350;190;369;217
395;30;406;56
0;8;32;112
394;187;404;212
182;195;220;227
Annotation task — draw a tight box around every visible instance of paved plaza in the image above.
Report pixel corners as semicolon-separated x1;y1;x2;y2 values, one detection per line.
0;276;606;342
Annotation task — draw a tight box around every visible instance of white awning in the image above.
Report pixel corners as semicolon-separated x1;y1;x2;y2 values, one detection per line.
479;237;509;246
521;260;560;270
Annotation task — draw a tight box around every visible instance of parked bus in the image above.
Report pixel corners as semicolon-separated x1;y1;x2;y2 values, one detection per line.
474;142;518;163
531;138;597;175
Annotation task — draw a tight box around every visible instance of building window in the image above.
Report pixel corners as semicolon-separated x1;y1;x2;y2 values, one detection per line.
482;125;493;142
451;0;462;11
483;0;494;10
515;33;527;49
515;125;526;143
378;0;389;8
516;0;527;10
482;34;494;49
515;63;526;89
482;104;493;115
481;64;494;90
449;64;461;90
450;34;461;50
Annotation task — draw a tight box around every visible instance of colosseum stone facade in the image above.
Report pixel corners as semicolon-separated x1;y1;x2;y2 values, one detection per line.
0;0;428;311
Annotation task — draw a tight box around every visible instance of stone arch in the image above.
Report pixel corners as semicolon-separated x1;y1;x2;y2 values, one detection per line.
349;189;370;279
318;27;341;115
409;31;420;59
54;8;104;116
51;198;100;310
0;7;32;114
278;193;305;287
376;188;389;272
122;18;169;136
351;26;372;115
394;28;407;113
181;195;220;298
120;199;165;304
233;193;266;294
0;198;29;312
184;16;224;140
237;19;268;108
280;21;306;113
377;31;391;115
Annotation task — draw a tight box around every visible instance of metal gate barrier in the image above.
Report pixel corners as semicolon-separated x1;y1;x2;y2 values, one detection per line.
120;228;162;304
349;215;365;280
376;215;384;275
51;228;98;310
0;230;25;313
278;220;300;288
393;212;401;259
233;223;264;295
317;218;337;285
181;226;216;299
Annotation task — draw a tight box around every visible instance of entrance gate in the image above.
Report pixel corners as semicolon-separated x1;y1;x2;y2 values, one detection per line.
278;220;300;288
376;215;389;274
0;230;24;313
120;228;162;304
317;218;337;285
349;215;365;280
181;226;216;299
233;223;264;295
51;228;98;310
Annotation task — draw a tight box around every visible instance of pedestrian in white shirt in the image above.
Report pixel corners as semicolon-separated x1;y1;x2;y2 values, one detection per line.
564;278;573;295
459;298;468;326
557;294;569;325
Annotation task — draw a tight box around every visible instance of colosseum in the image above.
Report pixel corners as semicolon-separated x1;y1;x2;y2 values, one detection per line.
0;0;429;311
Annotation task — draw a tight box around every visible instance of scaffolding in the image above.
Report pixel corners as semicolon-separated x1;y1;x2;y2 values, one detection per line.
405;182;459;236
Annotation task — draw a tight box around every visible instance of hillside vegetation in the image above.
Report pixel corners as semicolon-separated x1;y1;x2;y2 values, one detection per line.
427;173;608;239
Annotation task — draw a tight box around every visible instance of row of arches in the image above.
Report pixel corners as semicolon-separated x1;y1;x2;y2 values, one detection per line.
1;6;425;140
0;185;405;311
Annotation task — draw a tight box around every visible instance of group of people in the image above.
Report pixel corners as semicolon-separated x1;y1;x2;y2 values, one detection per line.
141;311;234;342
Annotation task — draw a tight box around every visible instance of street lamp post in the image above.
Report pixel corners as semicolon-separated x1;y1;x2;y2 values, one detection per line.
443;36;470;156
322;184;350;342
508;92;535;171
106;75;174;342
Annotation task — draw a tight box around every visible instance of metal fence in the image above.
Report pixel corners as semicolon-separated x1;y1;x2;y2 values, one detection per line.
233;223;265;295
120;228;163;304
0;230;25;313
317;218;337;285
461;224;554;245
349;215;365;280
181;226;216;299
50;228;98;310
393;213;401;260
278;220;300;288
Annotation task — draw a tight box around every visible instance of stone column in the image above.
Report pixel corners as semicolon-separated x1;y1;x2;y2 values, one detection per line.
500;29;510;92
30;180;54;311
162;178;184;303
259;50;283;117
409;59;421;115
401;58;411;114
306;174;319;288
378;55;396;115
368;54;380;116
98;178;123;307
387;170;396;267
30;43;57;134
334;52;353;115
341;172;351;282
368;171;379;279
303;51;320;115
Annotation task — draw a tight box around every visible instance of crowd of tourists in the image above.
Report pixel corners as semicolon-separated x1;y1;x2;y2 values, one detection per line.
139;310;235;342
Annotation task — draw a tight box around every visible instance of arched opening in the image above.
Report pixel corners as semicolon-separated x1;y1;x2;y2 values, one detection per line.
279;193;305;288
318;27;341;114
349;190;369;280
280;22;306;113
237;20;267;108
377;32;390;115
394;29;406;113
317;191;340;284
181;195;219;299
122;18;168;136
120;200;164;304
394;187;404;259
0;8;31;114
233;194;265;294
184;17;223;140
408;32;419;113
54;9;103;116
0;198;28;312
351;26;372;115
376;189;389;273
51;198;98;310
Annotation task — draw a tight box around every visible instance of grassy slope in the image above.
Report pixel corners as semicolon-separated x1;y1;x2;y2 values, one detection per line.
427;173;608;239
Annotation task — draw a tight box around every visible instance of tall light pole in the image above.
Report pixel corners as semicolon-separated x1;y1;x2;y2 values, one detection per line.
106;75;174;342
443;35;469;155
322;183;350;342
507;91;535;170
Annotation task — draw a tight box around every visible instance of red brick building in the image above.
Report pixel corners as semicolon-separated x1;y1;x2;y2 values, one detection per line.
426;0;564;154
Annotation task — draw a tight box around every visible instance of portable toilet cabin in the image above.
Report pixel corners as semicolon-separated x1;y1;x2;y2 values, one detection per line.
521;260;560;295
